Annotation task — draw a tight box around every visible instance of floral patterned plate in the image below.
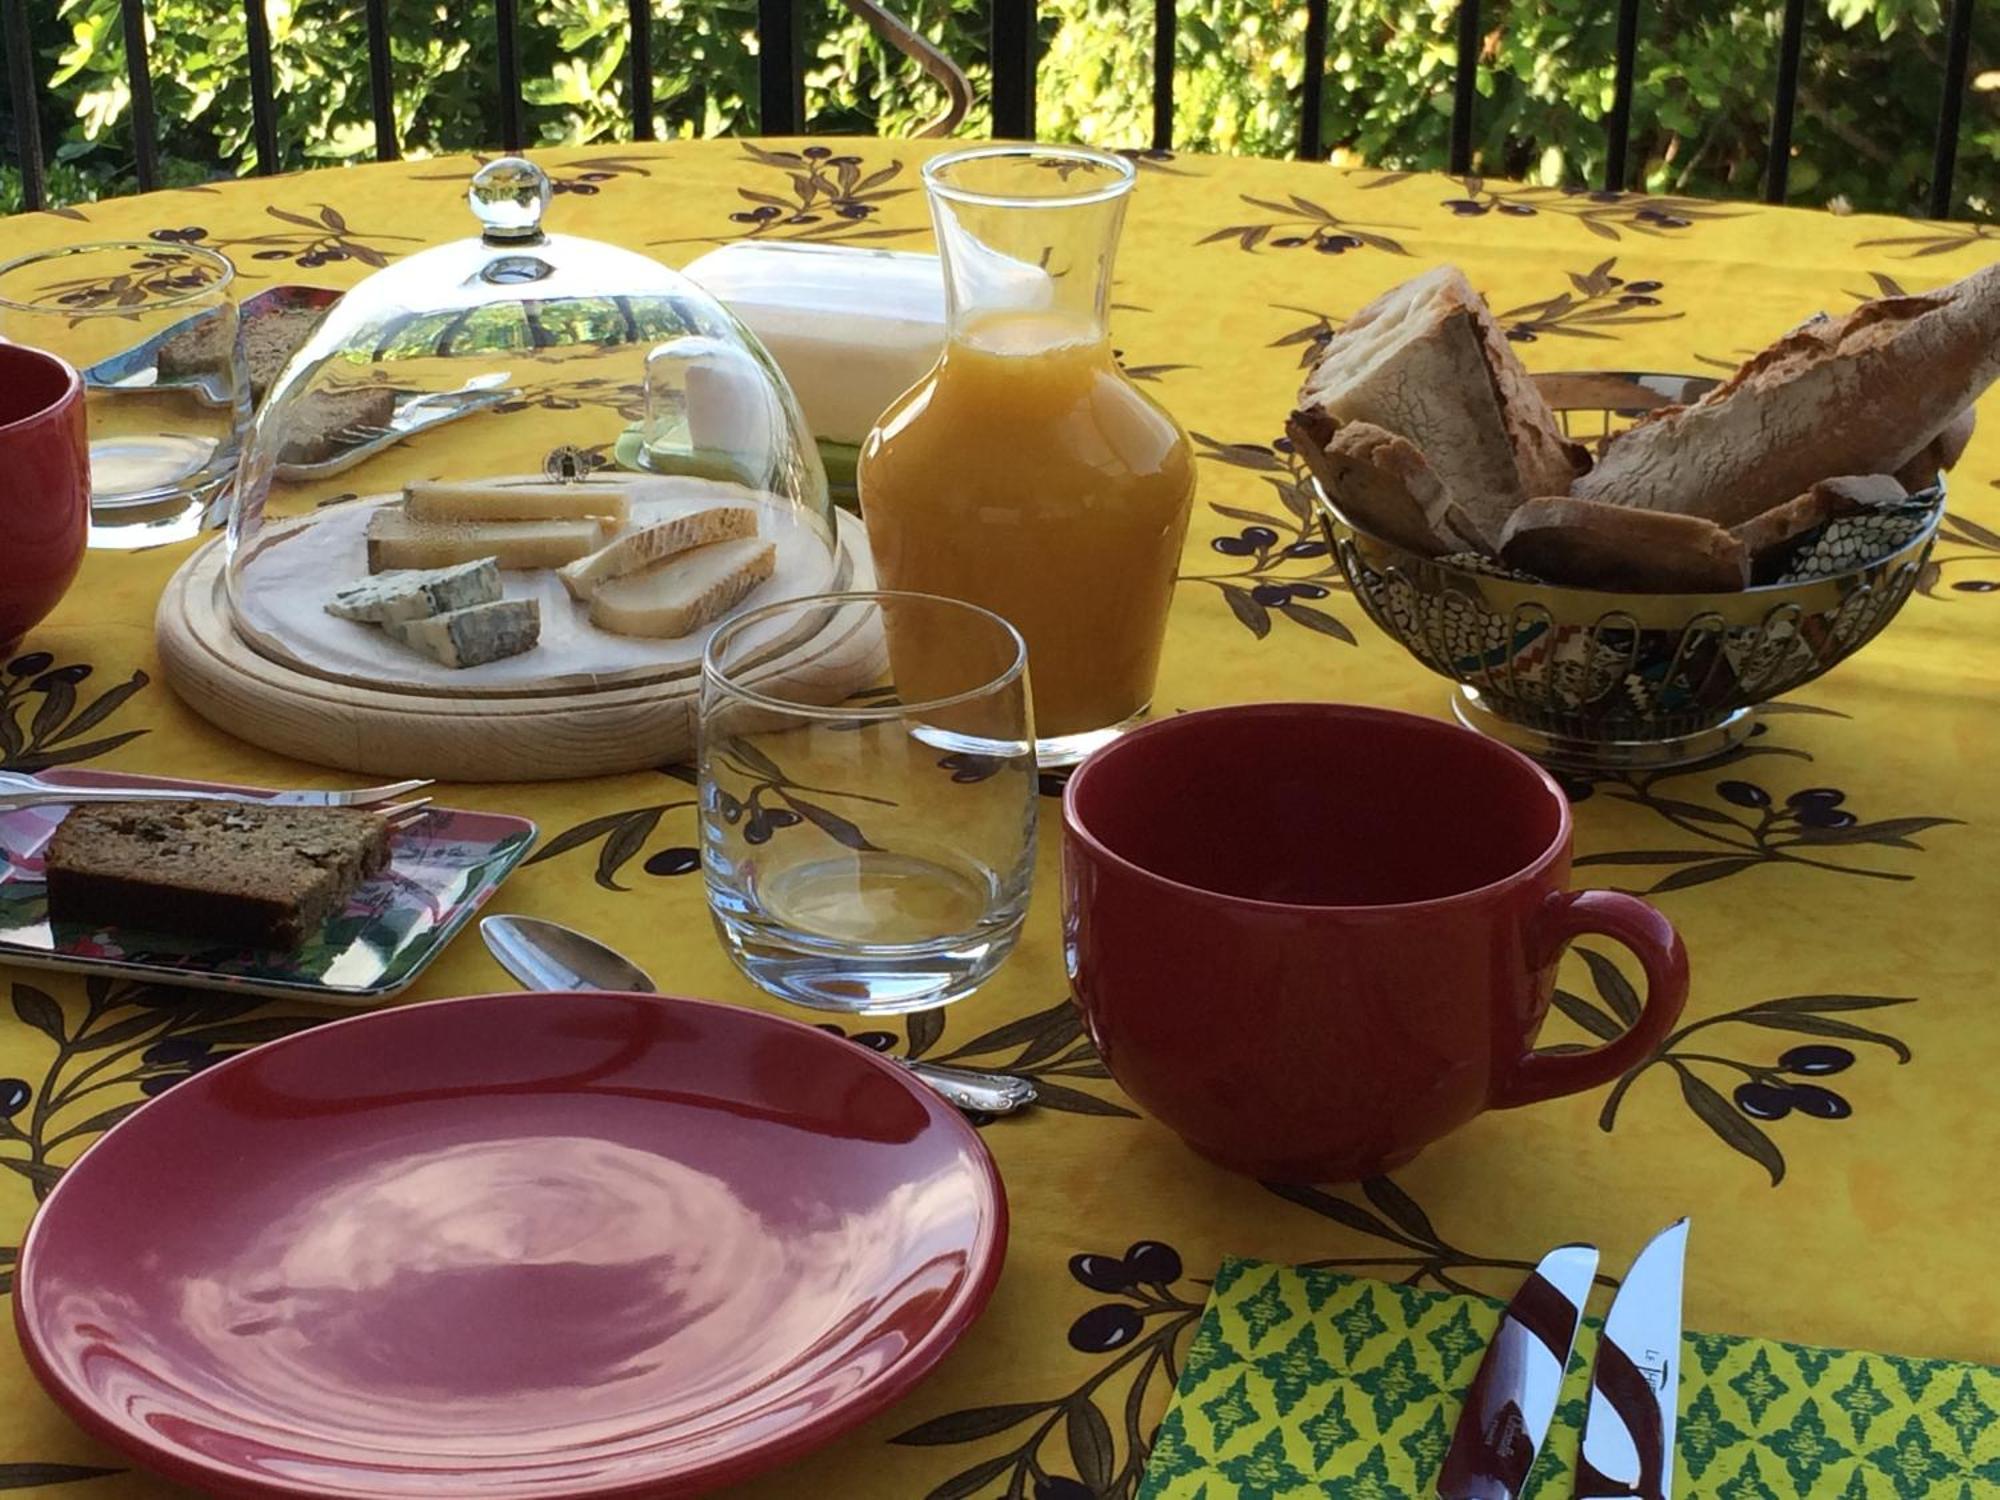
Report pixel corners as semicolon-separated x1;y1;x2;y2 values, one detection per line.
0;770;535;1002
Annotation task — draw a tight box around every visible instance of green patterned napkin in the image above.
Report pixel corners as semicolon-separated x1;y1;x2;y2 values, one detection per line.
1139;1258;2000;1499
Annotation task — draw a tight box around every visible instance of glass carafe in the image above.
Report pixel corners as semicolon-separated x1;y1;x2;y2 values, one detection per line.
857;145;1195;766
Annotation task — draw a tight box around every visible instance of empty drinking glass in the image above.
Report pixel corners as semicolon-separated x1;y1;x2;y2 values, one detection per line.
700;590;1036;1014
0;240;248;548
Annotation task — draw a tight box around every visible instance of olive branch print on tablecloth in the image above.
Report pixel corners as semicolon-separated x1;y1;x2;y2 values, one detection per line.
1362;173;1742;240
1554;952;1915;1186
16;246;225;320
412;152;654;197
1268;304;1343;368
526;749;892;892
0;1462;123;1489
1197;194;1409;257
157;208;421;272
0;977;331;1289
1490;257;1681;344
0;654;149;774
1918;501;2000;598
825;994;1136;1124
894;1182;1598;1499
1180;434;1354;645
1854;220;2000;260
654;143;918;247
1263;257;1675;357
1563;714;1959;894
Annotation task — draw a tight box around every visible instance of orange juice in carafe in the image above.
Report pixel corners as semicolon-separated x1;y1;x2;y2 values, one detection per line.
857;146;1195;763
860;312;1192;742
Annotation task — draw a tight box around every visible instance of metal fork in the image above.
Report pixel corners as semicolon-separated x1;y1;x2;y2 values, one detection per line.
0;771;433;812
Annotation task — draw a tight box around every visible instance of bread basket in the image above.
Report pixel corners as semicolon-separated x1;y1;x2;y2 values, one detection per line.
1315;372;1945;771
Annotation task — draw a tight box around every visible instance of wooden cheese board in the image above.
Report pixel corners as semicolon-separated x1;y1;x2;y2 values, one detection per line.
155;506;879;782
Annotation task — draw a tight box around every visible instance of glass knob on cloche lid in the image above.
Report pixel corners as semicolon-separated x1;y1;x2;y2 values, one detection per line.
468;157;554;244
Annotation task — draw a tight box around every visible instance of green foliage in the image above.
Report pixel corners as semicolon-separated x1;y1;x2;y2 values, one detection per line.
0;0;1993;218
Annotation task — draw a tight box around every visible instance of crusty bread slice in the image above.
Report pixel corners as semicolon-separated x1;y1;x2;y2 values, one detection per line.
1574;262;2000;525
1296;266;1586;543
1731;474;1905;584
1895;405;1975;491
1499;496;1750;592
45;801;390;949
1287;410;1457;556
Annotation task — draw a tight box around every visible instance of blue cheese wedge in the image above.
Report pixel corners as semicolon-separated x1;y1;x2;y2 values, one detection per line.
383;597;541;668
325;558;502;624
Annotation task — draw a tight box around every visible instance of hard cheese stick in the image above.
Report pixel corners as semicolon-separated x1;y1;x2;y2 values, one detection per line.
365;510;617;572
590;537;776;639
383;598;541;668
326;557;501;623
404;480;632;525
557;505;759;600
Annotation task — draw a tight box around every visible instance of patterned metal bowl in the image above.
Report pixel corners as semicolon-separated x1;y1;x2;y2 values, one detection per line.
1316;372;1945;770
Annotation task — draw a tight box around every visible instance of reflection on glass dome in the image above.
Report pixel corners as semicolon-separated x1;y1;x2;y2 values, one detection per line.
224;157;836;697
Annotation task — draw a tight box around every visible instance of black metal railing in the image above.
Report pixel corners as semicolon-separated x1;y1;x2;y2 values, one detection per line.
0;0;1981;219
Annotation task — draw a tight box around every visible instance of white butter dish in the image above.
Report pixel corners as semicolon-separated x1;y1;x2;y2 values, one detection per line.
682;242;946;447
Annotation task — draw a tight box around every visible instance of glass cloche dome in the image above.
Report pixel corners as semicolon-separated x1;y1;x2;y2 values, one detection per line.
223;157;837;699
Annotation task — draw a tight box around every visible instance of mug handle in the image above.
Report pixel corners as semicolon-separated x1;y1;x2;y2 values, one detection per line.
1492;889;1689;1109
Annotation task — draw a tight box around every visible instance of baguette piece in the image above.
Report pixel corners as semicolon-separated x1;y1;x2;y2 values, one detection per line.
1895;405;1976;492
1296;266;1587;544
365;510;616;571
1574;262;2000;525
590;537;776;638
405;480;632;526
383;598;541;667
1287;410;1460;556
44;801;391;949
1731;474;1905;584
1499;496;1750;592
558;505;760;600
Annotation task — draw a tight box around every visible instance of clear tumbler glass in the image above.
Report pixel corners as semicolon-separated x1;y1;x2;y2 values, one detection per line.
700;590;1036;1014
0;240;247;548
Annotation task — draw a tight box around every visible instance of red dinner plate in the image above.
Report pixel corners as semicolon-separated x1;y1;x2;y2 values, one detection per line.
13;991;1008;1499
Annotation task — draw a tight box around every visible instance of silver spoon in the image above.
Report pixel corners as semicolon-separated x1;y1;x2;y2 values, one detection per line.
478;914;1037;1115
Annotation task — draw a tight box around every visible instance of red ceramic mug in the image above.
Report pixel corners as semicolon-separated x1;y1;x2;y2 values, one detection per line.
0;344;89;656
1061;702;1688;1183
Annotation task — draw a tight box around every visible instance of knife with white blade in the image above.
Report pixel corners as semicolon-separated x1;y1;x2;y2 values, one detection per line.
1573;1219;1689;1500
1436;1243;1600;1500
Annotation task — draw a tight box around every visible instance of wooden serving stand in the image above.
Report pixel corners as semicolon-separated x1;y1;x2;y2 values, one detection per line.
156;509;879;782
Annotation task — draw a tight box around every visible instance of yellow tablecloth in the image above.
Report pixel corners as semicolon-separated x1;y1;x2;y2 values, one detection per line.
2;139;1997;1499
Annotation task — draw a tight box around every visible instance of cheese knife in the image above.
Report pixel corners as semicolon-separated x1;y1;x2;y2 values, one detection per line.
1436;1242;1600;1500
1573;1219;1689;1500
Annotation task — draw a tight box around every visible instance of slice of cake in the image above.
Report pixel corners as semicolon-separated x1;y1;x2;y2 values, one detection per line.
43;801;393;949
279;385;398;466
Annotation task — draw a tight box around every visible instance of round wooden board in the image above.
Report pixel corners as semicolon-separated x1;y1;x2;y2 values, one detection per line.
156;509;880;782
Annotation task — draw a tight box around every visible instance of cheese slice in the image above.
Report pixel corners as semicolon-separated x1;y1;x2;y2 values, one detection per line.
404;481;632;525
326;558;502;623
590;537;777;639
557;505;759;600
383;598;541;668
365;509;616;572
